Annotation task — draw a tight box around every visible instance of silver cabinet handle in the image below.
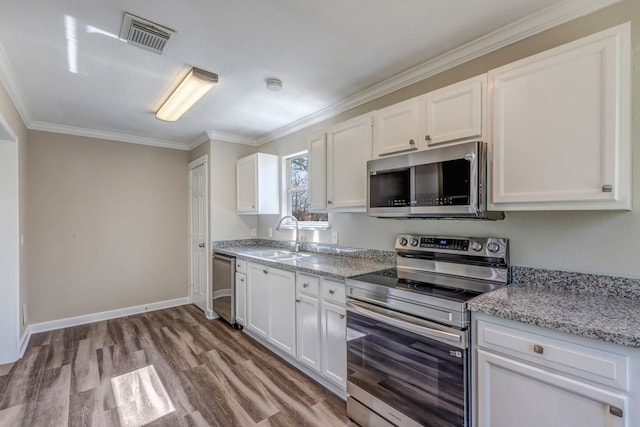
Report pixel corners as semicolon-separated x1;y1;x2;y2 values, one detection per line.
609;406;623;418
425;134;431;141
602;185;613;192
329;289;335;295
198;243;205;248
303;283;309;288
533;344;544;354
327;200;333;204
409;139;415;145
296;298;301;303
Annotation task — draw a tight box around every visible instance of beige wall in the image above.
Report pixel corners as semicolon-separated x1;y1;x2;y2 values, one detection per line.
259;1;640;278
26;131;189;323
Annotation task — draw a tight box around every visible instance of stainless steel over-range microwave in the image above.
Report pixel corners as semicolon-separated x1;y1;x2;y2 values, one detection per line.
366;141;504;220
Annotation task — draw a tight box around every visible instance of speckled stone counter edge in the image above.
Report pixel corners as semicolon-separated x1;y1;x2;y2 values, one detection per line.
213;239;396;264
511;266;640;299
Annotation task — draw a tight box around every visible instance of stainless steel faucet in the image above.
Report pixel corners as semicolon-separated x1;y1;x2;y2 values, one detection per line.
275;215;301;252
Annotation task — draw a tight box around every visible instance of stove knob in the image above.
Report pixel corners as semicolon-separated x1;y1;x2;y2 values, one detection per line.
399;237;408;246
410;238;419;247
487;242;500;253
470;241;483;252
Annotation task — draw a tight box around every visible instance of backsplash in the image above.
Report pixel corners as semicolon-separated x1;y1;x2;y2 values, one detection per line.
510;266;640;300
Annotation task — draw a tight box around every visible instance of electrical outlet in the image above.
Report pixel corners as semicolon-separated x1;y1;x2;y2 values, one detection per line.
332;231;338;244
251;228;257;237
22;303;27;326
268;227;273;238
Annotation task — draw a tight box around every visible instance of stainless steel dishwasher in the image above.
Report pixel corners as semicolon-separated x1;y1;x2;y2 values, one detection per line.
212;252;236;326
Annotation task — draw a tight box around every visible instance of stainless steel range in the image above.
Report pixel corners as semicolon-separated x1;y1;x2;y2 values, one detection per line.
345;234;509;427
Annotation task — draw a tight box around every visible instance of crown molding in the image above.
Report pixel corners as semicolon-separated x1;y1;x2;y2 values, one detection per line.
256;0;623;145
186;132;210;150
29;121;190;150
206;130;258;146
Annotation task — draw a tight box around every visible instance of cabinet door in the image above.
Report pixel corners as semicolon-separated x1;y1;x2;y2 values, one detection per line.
296;294;321;372
373;98;420;157
326;113;373;212
235;272;246;326
236;154;257;213
268;268;296;357
308;133;327;212
423;75;484;146
321;302;346;388
489;23;631;210
477;349;627;427
246;263;269;338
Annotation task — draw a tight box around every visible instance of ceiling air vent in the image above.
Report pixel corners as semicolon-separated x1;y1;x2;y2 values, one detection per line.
119;12;174;54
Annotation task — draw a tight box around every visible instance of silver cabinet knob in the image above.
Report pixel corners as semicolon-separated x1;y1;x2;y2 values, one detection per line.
609;406;623;418
240;277;244;282
602;185;613;192
409;139;415;145
296;298;301;303
303;283;309;288
327;200;333;204
339;314;345;319
198;243;205;248
263;269;268;274
329;289;335;295
533;344;544;354
425;135;431;141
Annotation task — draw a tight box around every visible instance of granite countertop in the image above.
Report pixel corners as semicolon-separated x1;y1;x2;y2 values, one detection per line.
469;267;640;348
213;239;395;280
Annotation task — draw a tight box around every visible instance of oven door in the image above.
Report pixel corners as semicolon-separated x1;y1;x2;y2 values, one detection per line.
346;299;468;427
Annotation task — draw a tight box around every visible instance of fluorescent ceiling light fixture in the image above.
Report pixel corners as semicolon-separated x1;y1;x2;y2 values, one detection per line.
156;67;218;122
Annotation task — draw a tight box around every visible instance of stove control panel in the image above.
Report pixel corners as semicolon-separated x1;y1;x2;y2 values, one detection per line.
396;234;508;259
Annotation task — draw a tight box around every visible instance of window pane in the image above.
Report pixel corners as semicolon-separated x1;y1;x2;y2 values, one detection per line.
290;190;328;222
290;155;309;188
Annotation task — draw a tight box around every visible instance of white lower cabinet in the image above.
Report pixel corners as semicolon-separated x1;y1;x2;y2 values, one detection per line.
296;273;347;390
247;262;296;357
321;301;346;388
235;272;246;327
477;349;627;427
474;313;635;427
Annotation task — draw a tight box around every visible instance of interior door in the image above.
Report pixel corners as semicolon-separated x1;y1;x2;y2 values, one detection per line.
189;157;208;313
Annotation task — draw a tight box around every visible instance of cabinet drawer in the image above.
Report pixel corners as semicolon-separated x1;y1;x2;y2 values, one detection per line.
235;259;247;274
297;273;320;297
476;319;628;391
322;279;345;305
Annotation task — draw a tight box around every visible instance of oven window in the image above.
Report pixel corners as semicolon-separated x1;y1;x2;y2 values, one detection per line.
369;168;410;207
347;311;467;427
414;159;470;206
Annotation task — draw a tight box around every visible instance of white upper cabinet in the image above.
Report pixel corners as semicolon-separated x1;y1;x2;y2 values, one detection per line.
373;98;420;157
308;133;327;212
489;23;631;211
422;74;485;146
326;113;373;212
236;153;279;214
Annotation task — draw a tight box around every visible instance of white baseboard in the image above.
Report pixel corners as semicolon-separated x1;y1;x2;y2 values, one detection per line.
20;296;190;357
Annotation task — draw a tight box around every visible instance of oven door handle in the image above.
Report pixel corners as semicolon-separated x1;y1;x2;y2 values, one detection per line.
346;299;467;347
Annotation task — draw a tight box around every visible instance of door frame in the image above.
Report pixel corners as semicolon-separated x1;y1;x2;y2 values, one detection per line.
188;155;212;317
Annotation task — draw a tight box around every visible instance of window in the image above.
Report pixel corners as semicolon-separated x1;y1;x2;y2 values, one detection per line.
285;152;328;226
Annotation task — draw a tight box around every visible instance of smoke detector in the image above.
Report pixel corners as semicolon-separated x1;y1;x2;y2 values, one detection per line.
266;78;283;92
119;12;175;54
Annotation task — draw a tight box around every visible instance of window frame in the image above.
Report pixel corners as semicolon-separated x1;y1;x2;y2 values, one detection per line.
281;151;329;230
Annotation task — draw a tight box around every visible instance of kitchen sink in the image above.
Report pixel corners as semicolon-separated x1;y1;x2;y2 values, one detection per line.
247;249;313;261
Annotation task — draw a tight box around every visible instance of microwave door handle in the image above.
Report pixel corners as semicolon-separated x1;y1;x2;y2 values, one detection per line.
346;300;465;347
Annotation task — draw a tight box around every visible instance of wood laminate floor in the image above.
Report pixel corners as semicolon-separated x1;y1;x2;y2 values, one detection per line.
0;305;352;427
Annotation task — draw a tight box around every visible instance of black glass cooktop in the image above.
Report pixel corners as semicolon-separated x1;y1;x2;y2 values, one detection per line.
349;268;482;304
